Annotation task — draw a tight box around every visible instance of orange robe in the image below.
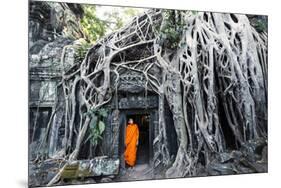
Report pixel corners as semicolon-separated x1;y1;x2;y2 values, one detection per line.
124;123;139;166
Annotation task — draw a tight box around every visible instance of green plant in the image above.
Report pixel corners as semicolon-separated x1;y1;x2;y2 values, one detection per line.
255;19;267;33
80;5;140;43
80;5;107;43
74;40;92;63
159;10;185;49
85;108;108;146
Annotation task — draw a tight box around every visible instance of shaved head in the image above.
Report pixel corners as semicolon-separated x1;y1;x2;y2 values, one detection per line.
128;118;133;124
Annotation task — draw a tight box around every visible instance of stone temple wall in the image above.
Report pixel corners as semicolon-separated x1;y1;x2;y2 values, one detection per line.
28;1;84;156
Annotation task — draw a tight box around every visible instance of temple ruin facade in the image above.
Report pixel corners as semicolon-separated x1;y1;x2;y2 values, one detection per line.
29;1;268;187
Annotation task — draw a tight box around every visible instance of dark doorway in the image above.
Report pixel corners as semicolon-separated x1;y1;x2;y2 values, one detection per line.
127;114;150;165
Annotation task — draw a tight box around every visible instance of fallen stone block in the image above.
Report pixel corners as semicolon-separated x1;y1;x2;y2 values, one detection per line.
61;156;119;180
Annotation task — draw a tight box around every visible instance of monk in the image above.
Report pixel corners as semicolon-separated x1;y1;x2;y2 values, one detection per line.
124;118;139;167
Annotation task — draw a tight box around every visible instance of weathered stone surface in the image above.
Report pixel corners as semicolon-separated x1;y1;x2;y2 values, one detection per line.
29;1;85;151
61;157;120;180
206;139;268;176
90;157;120;176
29;159;66;187
100;177;113;183
29;1;84;45
119;95;158;109
29;157;119;187
29;37;73;67
29;80;56;106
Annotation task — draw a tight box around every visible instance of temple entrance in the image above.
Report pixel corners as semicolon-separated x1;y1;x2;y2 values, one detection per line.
126;114;150;165
119;108;156;169
116;92;158;170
